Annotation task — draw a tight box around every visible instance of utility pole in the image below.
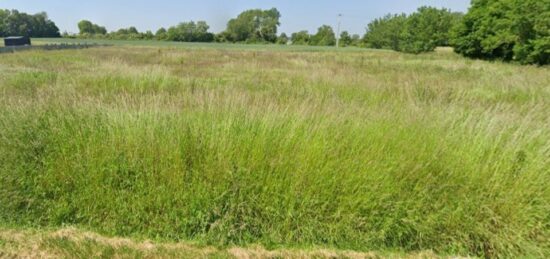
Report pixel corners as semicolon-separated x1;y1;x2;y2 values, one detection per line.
336;14;342;48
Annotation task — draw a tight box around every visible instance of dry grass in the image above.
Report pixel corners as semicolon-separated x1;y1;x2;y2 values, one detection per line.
0;227;451;259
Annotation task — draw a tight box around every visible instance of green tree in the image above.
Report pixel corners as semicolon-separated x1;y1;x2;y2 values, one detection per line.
166;21;214;42
155;28;167;40
94;25;107;35
78;20;106;35
1;9;60;37
339;31;352;47
291;31;310;45
363;14;408;50
3;10;31;36
310;25;336;46
277;33;289;45
214;32;230;42
452;0;549;65
400;7;460;53
110;27;142;40
351;34;361;47
225;8;281;43
364;7;462;54
143;31;154;40
0;9;8;36
77;20;94;34
194;21;214;42
127;27;139;34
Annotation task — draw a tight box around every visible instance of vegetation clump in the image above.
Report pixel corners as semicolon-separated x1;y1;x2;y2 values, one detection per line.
363;7;462;54
0;9;60;37
451;0;550;65
224;8;281;43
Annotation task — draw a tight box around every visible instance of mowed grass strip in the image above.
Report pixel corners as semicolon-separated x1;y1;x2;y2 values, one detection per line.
0;46;548;258
0;227;449;259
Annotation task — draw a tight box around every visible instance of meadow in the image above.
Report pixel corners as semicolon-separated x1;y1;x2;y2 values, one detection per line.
0;40;549;258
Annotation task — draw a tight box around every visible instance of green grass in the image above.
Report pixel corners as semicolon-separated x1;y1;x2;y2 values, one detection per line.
32;37;378;52
0;227;442;259
0;44;548;258
0;226;235;258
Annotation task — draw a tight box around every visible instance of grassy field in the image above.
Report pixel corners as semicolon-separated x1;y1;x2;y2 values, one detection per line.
0;41;549;258
32;38;374;52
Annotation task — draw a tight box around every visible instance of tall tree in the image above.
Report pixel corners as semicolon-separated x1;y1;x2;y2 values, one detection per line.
291;31;310;45
166;21;214;42
277;33;289;45
78;20;106;35
0;9;8;36
339;31;352;47
310;25;336;46
451;0;549;65
363;7;462;54
127;27;139;34
143;30;154;40
0;9;60;37
155;28;167;41
363;14;408;50
77;20;94;34
225;8;281;43
400;7;461;53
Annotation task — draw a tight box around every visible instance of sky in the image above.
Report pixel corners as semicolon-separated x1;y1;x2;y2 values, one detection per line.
1;0;471;35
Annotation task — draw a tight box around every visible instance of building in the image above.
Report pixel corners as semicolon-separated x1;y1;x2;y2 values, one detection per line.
4;36;31;47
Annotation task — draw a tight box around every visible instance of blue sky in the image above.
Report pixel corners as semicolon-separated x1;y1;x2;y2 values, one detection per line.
1;0;471;35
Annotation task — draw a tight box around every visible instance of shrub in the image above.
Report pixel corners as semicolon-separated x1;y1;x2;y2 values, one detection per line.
451;0;550;65
364;7;462;54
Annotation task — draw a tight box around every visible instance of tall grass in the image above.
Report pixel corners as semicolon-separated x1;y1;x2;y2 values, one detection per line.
0;46;549;257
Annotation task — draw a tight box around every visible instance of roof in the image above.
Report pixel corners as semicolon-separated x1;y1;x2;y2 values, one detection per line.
4;36;28;40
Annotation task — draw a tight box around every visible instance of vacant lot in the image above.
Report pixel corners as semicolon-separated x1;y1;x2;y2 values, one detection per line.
0;43;548;258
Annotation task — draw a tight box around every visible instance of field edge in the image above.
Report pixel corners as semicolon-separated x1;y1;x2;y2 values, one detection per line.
0;227;461;259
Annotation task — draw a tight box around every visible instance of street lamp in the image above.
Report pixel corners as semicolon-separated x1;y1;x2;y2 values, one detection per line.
336;14;342;48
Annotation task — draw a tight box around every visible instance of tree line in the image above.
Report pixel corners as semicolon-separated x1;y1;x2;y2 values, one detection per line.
73;8;363;47
77;20;214;42
2;3;548;65
363;1;548;64
0;9;60;37
451;0;549;65
363;7;463;54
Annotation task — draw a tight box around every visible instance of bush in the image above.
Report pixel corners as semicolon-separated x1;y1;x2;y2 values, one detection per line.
363;14;407;50
290;31;310;45
400;7;463;53
364;7;462;54
309;25;336;46
225;8;281;43
276;33;289;45
166;21;214;42
451;0;550;65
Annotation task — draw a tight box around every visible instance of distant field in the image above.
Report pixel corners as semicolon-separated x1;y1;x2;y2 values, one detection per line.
0;43;548;258
32;37;374;52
